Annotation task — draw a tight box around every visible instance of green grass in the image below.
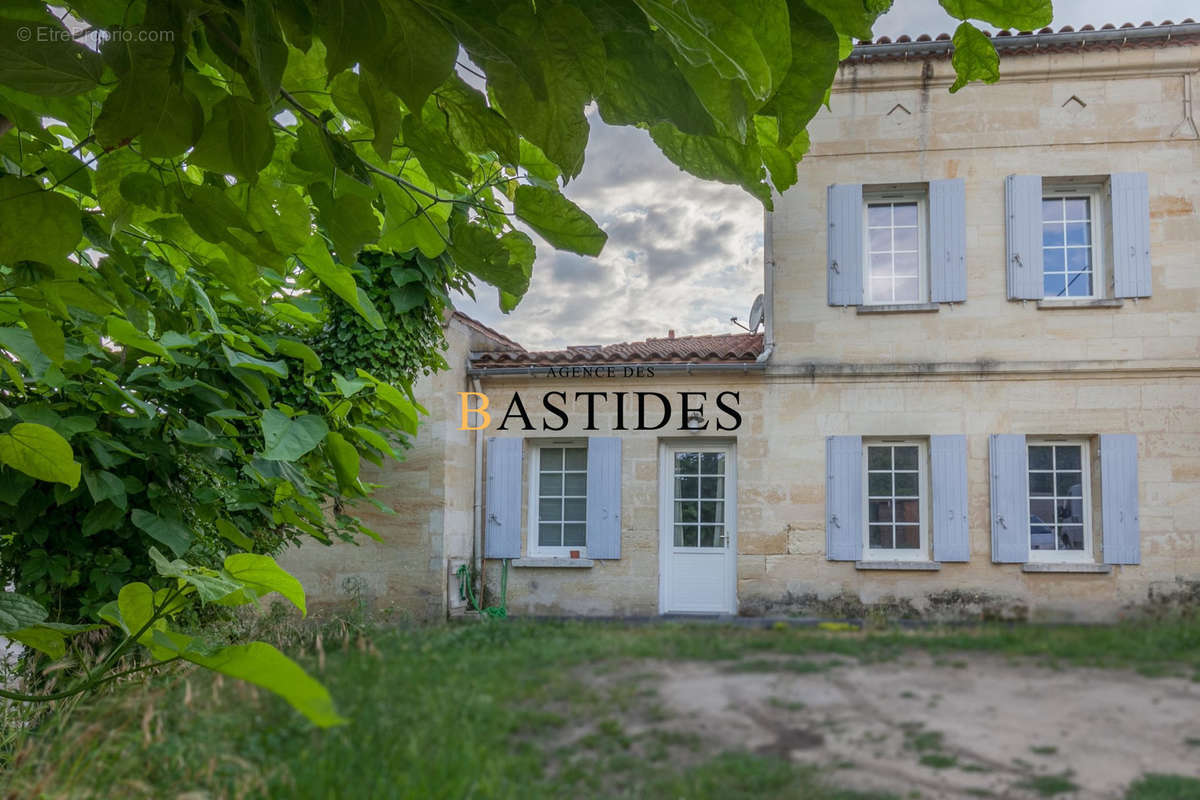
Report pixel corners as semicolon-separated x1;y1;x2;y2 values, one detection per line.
4;616;1200;798
1030;745;1059;756
1020;772;1079;796
1125;773;1200;800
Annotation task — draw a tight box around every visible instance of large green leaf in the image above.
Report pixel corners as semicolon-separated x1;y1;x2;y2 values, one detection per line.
950;22;1000;93
20;308;64;365
484;5;603;179
297;238;385;330
149;547;243;603
189;96;275;181
649;122;771;207
261;409;329;461
6;621;101;658
224;552;307;615
171;638;346;726
632;0;788;103
768;2;840;147
364;0;458;114
130;510;194;557
0;17;103;95
243;0;288;103
448;218;532;299
0;590;47;632
939;0;1053;29
0;422;81;488
323;430;360;494
513;185;607;257
317;0;386;77
0;176;82;267
595;30;715;137
435;75;519;164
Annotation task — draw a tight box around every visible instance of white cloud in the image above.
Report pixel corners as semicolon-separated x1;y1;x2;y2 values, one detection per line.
453;1;1195;351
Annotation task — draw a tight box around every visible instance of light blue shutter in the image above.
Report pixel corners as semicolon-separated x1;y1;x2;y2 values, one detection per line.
826;435;862;561
1101;434;1140;565
989;434;1028;563
929;179;966;302
931;435;969;562
1110;172;1152;298
484;437;523;558
827;183;863;306
585;437;622;559
1005;175;1043;299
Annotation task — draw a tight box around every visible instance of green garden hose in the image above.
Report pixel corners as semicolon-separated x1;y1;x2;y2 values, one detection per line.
456;560;508;618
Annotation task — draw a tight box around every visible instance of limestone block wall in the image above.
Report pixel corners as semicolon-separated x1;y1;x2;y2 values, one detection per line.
278;318;476;622
770;44;1200;368
478;370;1200;621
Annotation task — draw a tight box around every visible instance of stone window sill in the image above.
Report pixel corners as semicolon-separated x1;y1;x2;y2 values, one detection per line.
1021;562;1112;574
855;561;941;571
856;303;940;315
1036;299;1123;309
512;557;594;568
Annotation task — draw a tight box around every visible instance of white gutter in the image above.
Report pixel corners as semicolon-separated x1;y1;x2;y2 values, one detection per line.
470;374;484;594
757;207;776;364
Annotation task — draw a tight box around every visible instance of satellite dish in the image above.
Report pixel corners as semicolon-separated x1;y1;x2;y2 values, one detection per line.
748;293;765;333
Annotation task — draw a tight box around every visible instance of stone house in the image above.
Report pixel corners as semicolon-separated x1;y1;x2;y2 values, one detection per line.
282;20;1200;622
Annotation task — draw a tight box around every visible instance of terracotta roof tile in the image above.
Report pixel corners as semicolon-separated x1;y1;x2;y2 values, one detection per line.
847;19;1200;62
470;332;764;368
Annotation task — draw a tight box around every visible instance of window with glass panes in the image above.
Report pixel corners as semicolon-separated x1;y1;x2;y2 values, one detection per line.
536;446;587;551
672;451;726;548
1027;442;1088;554
866;200;923;304
866;444;922;554
1041;195;1096;298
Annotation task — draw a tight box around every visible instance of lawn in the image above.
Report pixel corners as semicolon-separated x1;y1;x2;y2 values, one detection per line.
4;616;1200;799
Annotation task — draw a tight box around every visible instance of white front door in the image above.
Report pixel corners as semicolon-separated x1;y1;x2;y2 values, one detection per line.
659;443;737;614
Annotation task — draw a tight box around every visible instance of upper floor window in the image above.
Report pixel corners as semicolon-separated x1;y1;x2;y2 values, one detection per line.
865;194;927;305
1041;185;1103;300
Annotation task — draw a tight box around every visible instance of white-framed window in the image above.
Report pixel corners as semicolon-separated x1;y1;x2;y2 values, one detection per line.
862;439;929;560
527;441;588;557
864;190;928;305
1026;439;1092;562
1041;184;1104;300
671;450;729;548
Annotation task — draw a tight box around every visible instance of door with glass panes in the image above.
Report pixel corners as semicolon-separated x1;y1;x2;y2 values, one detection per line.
659;443;737;614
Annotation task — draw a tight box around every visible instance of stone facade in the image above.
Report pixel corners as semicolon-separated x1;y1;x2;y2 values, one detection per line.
285;26;1200;622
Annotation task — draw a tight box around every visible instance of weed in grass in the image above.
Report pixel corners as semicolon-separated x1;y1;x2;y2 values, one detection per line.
1125;773;1200;800
905;730;945;753
1029;745;1059;756
961;763;992;773
1019;772;1079;796
966;790;995;798
1184;737;1200;747
899;691;917;699
768;697;808;712
919;754;957;769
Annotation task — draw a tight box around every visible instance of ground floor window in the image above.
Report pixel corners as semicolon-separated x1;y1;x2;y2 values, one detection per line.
531;443;588;556
1027;440;1091;560
864;440;927;559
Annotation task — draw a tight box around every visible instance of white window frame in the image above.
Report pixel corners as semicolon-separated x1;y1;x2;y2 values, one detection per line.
861;438;930;561
1026;438;1094;564
862;188;929;306
1040;183;1106;302
526;439;588;558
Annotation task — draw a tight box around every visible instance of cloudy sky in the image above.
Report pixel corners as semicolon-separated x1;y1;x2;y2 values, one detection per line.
453;1;1195;351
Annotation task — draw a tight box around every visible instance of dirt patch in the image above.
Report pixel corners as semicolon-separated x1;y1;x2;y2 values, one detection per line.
604;652;1200;799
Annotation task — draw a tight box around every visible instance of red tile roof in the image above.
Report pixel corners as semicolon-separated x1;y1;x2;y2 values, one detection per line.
470;332;764;368
848;19;1199;61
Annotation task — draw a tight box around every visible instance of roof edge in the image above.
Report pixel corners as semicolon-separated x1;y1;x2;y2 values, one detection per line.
847;20;1200;61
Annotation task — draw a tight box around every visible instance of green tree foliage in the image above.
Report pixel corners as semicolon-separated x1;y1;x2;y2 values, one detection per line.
0;0;1049;722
